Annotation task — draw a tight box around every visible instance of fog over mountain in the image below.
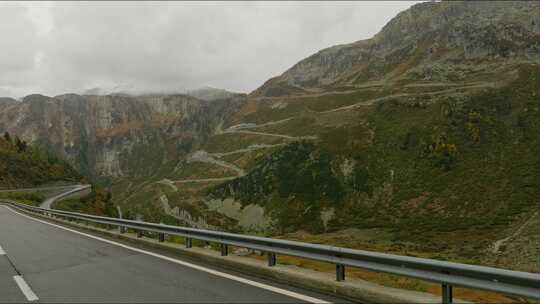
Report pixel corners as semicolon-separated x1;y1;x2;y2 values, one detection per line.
0;1;415;98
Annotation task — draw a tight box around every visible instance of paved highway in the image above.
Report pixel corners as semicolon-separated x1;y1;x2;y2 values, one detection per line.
0;205;341;303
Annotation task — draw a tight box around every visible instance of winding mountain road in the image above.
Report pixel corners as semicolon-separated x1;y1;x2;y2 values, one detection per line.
39;184;92;209
164;82;492;186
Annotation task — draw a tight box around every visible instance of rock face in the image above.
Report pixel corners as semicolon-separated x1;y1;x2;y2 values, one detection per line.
253;1;540;97
0;93;245;179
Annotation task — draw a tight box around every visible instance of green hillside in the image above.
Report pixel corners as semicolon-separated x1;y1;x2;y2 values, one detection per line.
210;64;540;264
0;133;82;189
103;3;540;278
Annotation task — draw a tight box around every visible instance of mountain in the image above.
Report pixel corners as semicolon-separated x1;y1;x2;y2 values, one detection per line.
143;0;539;274
186;87;241;101
0;135;81;189
0;93;245;180
253;1;540;97
0;97;18;104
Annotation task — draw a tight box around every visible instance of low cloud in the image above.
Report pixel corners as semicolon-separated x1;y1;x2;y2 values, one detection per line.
0;1;416;97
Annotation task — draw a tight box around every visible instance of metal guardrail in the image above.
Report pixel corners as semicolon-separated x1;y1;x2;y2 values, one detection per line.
3;201;540;303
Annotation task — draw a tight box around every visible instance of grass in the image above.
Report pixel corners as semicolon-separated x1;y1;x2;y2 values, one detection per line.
241;89;382;125
171;162;236;180
0;137;81;189
271;229;517;303
258;254;515;303
203;133;285;153
0;191;45;206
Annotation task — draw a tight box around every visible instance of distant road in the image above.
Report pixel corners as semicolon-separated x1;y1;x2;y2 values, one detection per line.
0;184;92;209
0;206;337;303
39;184;91;209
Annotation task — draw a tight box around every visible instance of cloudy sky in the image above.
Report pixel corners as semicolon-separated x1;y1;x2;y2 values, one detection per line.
0;1;417;98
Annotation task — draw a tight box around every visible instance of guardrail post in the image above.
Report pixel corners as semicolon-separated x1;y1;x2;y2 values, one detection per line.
119;226;126;234
185;238;192;248
221;244;228;256
336;264;345;282
158;233;165;242
442;284;453;304
137;230;143;238
268;253;276;267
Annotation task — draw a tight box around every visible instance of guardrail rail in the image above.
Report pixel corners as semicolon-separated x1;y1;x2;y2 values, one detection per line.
2;200;540;303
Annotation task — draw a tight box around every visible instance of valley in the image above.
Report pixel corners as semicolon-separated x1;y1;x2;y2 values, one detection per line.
1;1;540;301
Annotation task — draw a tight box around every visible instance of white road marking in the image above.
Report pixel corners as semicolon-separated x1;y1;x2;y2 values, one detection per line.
0;245;5;255
4;206;330;304
13;275;39;302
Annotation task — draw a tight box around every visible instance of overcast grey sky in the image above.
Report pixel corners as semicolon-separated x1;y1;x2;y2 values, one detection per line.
0;1;417;98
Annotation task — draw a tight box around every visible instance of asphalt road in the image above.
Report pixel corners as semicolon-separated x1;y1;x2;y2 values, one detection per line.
39;184;91;209
0;206;342;303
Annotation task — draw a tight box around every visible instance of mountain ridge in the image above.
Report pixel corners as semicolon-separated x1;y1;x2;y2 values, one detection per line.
0;93;245;179
251;1;540;97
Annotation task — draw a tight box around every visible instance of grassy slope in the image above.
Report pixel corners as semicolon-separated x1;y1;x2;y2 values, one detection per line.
98;66;538;301
209;64;540;267
114;66;539;265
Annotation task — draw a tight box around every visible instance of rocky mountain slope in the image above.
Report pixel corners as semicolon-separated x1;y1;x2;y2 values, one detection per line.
0;93;245;180
253;1;540;97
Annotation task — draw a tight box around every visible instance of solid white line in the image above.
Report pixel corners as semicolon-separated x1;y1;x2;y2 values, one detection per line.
13;275;39;302
3;206;330;304
0;245;5;255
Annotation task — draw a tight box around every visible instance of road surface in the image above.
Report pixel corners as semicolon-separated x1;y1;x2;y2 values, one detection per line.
0;205;341;303
39;184;91;209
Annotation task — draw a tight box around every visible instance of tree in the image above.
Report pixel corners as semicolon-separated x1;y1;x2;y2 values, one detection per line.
14;136;27;153
3;131;11;143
